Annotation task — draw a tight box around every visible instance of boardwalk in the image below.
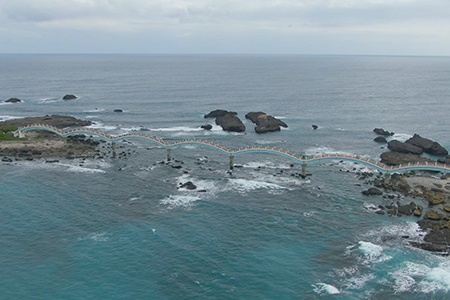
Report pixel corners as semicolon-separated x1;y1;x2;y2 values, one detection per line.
19;124;450;174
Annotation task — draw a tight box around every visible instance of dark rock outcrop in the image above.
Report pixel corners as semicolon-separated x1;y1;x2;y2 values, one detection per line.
405;134;448;156
63;94;78;100
245;112;288;133
362;188;383;196
216;114;245;133
312;125;318;130
5;98;21;103
387;140;423;155
204;110;237;119
201;124;212;130
373;128;394;136
179;181;197;190
380;151;432;166
113;109;123;113
374;136;387;143
438;155;450;164
397;202;416;215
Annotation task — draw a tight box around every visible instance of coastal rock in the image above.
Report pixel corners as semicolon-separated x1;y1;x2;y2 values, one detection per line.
387;140;423;155
373;128;394;136
113;109;123;113
397;202;416;215
312;125;318;130
204;110;237;119
179;181;197;190
379;151;432;166
438;155;450;164
215;114;245;133
245;112;288;133
374;136;387;143
5;98;22;103
201;124;212;130
405;134;448;156
362;187;383;196
62;94;78;100
424;210;447;221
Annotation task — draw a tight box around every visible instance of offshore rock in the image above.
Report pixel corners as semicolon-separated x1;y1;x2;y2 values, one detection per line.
374;136;387;143
373;128;394;136
179;181;197;190
405;134;448;156
5;98;22;103
388;140;423;155
245;112;288;133
62;94;78;100
215;114;245;133
201;124;212;130
204;109;237;118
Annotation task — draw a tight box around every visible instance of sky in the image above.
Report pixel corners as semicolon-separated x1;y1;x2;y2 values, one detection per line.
0;0;449;55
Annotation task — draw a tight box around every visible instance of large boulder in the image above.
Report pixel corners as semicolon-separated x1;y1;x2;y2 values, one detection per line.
380;151;432;166
387;140;423;155
374;136;387;143
5;98;22;103
405;134;448;156
204;110;237;118
245;112;266;123
216;114;245;133
397;202;416;215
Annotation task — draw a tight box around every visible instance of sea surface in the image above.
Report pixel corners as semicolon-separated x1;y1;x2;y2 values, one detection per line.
1;54;450;299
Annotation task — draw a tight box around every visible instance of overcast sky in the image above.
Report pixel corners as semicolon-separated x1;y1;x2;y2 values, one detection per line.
0;0;449;55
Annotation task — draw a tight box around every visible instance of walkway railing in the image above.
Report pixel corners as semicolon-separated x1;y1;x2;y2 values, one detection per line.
18;124;450;174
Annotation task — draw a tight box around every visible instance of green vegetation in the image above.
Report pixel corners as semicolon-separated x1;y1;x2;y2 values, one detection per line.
0;126;20;141
0;126;18;132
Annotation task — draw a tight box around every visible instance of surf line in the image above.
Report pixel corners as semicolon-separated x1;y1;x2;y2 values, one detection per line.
18;124;450;178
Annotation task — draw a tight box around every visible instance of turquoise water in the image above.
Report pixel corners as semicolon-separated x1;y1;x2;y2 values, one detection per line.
1;55;450;299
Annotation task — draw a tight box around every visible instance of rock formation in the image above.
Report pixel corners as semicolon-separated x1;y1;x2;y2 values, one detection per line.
245;112;288;133
5;98;21;103
387;140;423;155
405;134;448;156
62;94;78;100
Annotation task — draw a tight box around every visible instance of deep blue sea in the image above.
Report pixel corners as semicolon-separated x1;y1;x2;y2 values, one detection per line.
1;54;450;299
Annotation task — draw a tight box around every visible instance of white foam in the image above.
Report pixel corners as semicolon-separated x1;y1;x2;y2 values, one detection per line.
0;115;20;120
78;231;110;242
149;126;203;132
159;195;200;210
390;133;413;143
227;178;286;194
87;122;118;131
37;97;59;104
312;283;340;295
304;146;352;157
359;241;383;260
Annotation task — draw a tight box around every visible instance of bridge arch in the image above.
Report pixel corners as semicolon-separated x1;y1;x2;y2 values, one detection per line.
18;124;450;175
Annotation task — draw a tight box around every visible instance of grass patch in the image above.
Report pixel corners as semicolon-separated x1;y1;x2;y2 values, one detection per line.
0;132;20;141
0;126;18;132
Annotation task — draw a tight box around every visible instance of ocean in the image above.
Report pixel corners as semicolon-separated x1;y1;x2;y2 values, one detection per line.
1;54;450;299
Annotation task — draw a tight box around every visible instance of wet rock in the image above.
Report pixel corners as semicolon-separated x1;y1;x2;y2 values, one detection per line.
62;94;77;100
362;188;383;196
388;140;423;155
113;109;123;113
405;134;448;156
373;128;394;136
179;181;197;190
312;125;318;130
5;98;21;103
201;124;212;130
374;136;387;143
397;202;416;215
215;114;245;133
204;109;237;118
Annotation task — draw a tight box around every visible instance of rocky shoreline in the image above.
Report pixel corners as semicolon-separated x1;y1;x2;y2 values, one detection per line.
0;115;100;160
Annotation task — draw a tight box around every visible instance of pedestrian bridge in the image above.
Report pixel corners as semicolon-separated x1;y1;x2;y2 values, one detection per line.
19;124;450;175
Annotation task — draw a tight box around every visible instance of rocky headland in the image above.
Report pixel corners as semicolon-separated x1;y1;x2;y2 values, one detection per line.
366;128;450;254
0;115;99;159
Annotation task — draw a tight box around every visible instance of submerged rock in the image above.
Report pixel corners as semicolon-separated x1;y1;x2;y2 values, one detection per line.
201;124;212;130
